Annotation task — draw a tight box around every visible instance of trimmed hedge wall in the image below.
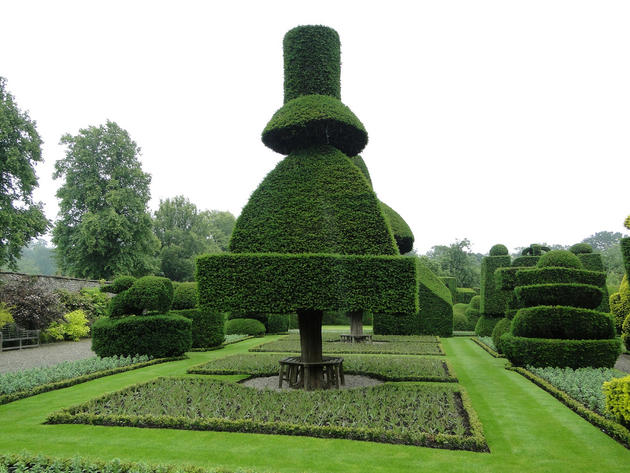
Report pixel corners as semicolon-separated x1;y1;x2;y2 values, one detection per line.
226;318;266;336
373;260;452;337
92;315;192;358
267;313;289;333
514;267;606;287
169;309;224;348
229;145;397;256
380;202;414;254
196;253;418;315
439;277;457;303
480;254;511;316
500;334;621;368
511;306;615;340
510;256;539;267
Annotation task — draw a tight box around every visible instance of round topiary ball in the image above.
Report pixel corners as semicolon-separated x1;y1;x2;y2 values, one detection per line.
172;282;198;310
569;243;593;255
226;318;266;337
470;295;481;310
126;276;174;314
489;244;509;256
536;250;583;269
453;312;470;331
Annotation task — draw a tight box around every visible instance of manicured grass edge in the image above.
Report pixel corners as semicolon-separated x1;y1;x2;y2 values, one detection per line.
0;452;238;473
507;366;630;449
46;378;487;452
0;356;186;406
187;359;458;383
189;336;255;352
471;337;504;358
250;338;446;356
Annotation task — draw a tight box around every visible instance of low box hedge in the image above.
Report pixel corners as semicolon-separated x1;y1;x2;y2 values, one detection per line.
92;315;192;358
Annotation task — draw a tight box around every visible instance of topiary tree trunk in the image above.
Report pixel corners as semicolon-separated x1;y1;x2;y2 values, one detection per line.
347;311;363;337
297;309;324;390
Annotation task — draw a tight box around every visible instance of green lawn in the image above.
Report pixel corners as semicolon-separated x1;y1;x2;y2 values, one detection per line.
0;335;627;472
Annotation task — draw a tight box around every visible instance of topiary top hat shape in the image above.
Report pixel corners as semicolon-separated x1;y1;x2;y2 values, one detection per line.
262;25;368;157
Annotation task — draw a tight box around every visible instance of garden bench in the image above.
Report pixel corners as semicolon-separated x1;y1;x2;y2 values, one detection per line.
0;324;40;351
279;356;345;390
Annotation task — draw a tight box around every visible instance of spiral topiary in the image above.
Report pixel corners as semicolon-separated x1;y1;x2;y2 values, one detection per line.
501;249;620;368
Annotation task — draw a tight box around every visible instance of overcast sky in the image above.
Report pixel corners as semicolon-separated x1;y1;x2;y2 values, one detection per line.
2;1;629;254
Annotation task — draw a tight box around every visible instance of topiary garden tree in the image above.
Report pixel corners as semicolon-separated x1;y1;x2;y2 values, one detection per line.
501;250;621;367
569;242;609;313
196;25;419;389
476;244;511;336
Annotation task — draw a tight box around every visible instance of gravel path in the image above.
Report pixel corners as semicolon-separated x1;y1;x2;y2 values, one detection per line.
0;339;95;374
614;353;630;374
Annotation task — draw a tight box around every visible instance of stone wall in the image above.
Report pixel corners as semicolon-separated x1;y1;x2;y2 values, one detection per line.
0;272;105;294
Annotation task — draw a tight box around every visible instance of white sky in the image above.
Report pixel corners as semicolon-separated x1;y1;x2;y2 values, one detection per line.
2;0;629;254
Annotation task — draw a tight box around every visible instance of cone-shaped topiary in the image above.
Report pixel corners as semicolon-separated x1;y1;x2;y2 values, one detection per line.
501;250;620;368
198;25;419;390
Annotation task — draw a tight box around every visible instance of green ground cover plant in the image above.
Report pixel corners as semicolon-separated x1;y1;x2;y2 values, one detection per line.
526;366;626;415
187;353;456;382
0;355;183;405
250;334;444;355
471;337;503;358
47;377;485;451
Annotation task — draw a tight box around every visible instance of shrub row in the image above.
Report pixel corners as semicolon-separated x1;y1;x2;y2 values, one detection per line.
472;337;503;358
509;367;630;448
92;315;192;358
226;318;266;336
500;334;621;368
0;453;214;473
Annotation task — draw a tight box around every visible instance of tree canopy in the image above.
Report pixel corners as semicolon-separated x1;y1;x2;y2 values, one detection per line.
424;238;481;288
153;195;235;281
0;77;49;270
52;121;158;279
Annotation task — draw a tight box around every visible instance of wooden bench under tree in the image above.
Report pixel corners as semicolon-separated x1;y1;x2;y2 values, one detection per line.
279;356;345;390
0;324;40;351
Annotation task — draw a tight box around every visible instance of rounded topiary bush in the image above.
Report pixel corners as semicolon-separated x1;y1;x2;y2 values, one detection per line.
91;315;192;358
108;290;133;318
569;243;593;255
267;313;289;334
511;306;615;340
226;318;266;336
537;250;582;269
623;313;630;350
491;317;511;353
453;312;470;331
126;276;174;314
172;282;198;310
470;295;481;310
102;275;136;294
610;275;630;333
169;308;225;348
489;244;509;256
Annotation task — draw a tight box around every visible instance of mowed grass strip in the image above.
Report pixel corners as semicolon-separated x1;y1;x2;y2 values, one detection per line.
251;334;444;355
47;377;485;451
188;353;456;382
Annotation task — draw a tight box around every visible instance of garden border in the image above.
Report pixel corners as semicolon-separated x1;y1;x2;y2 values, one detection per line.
471;337;504;358
507;366;630;449
0;356;185;406
46;377;488;452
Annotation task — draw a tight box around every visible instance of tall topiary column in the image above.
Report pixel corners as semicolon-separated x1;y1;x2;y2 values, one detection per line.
197;25;418;390
501;250;621;368
476;244;511;336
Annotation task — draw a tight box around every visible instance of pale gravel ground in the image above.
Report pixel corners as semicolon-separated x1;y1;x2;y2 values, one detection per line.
0;339;94;374
240;374;383;391
615;354;630;374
